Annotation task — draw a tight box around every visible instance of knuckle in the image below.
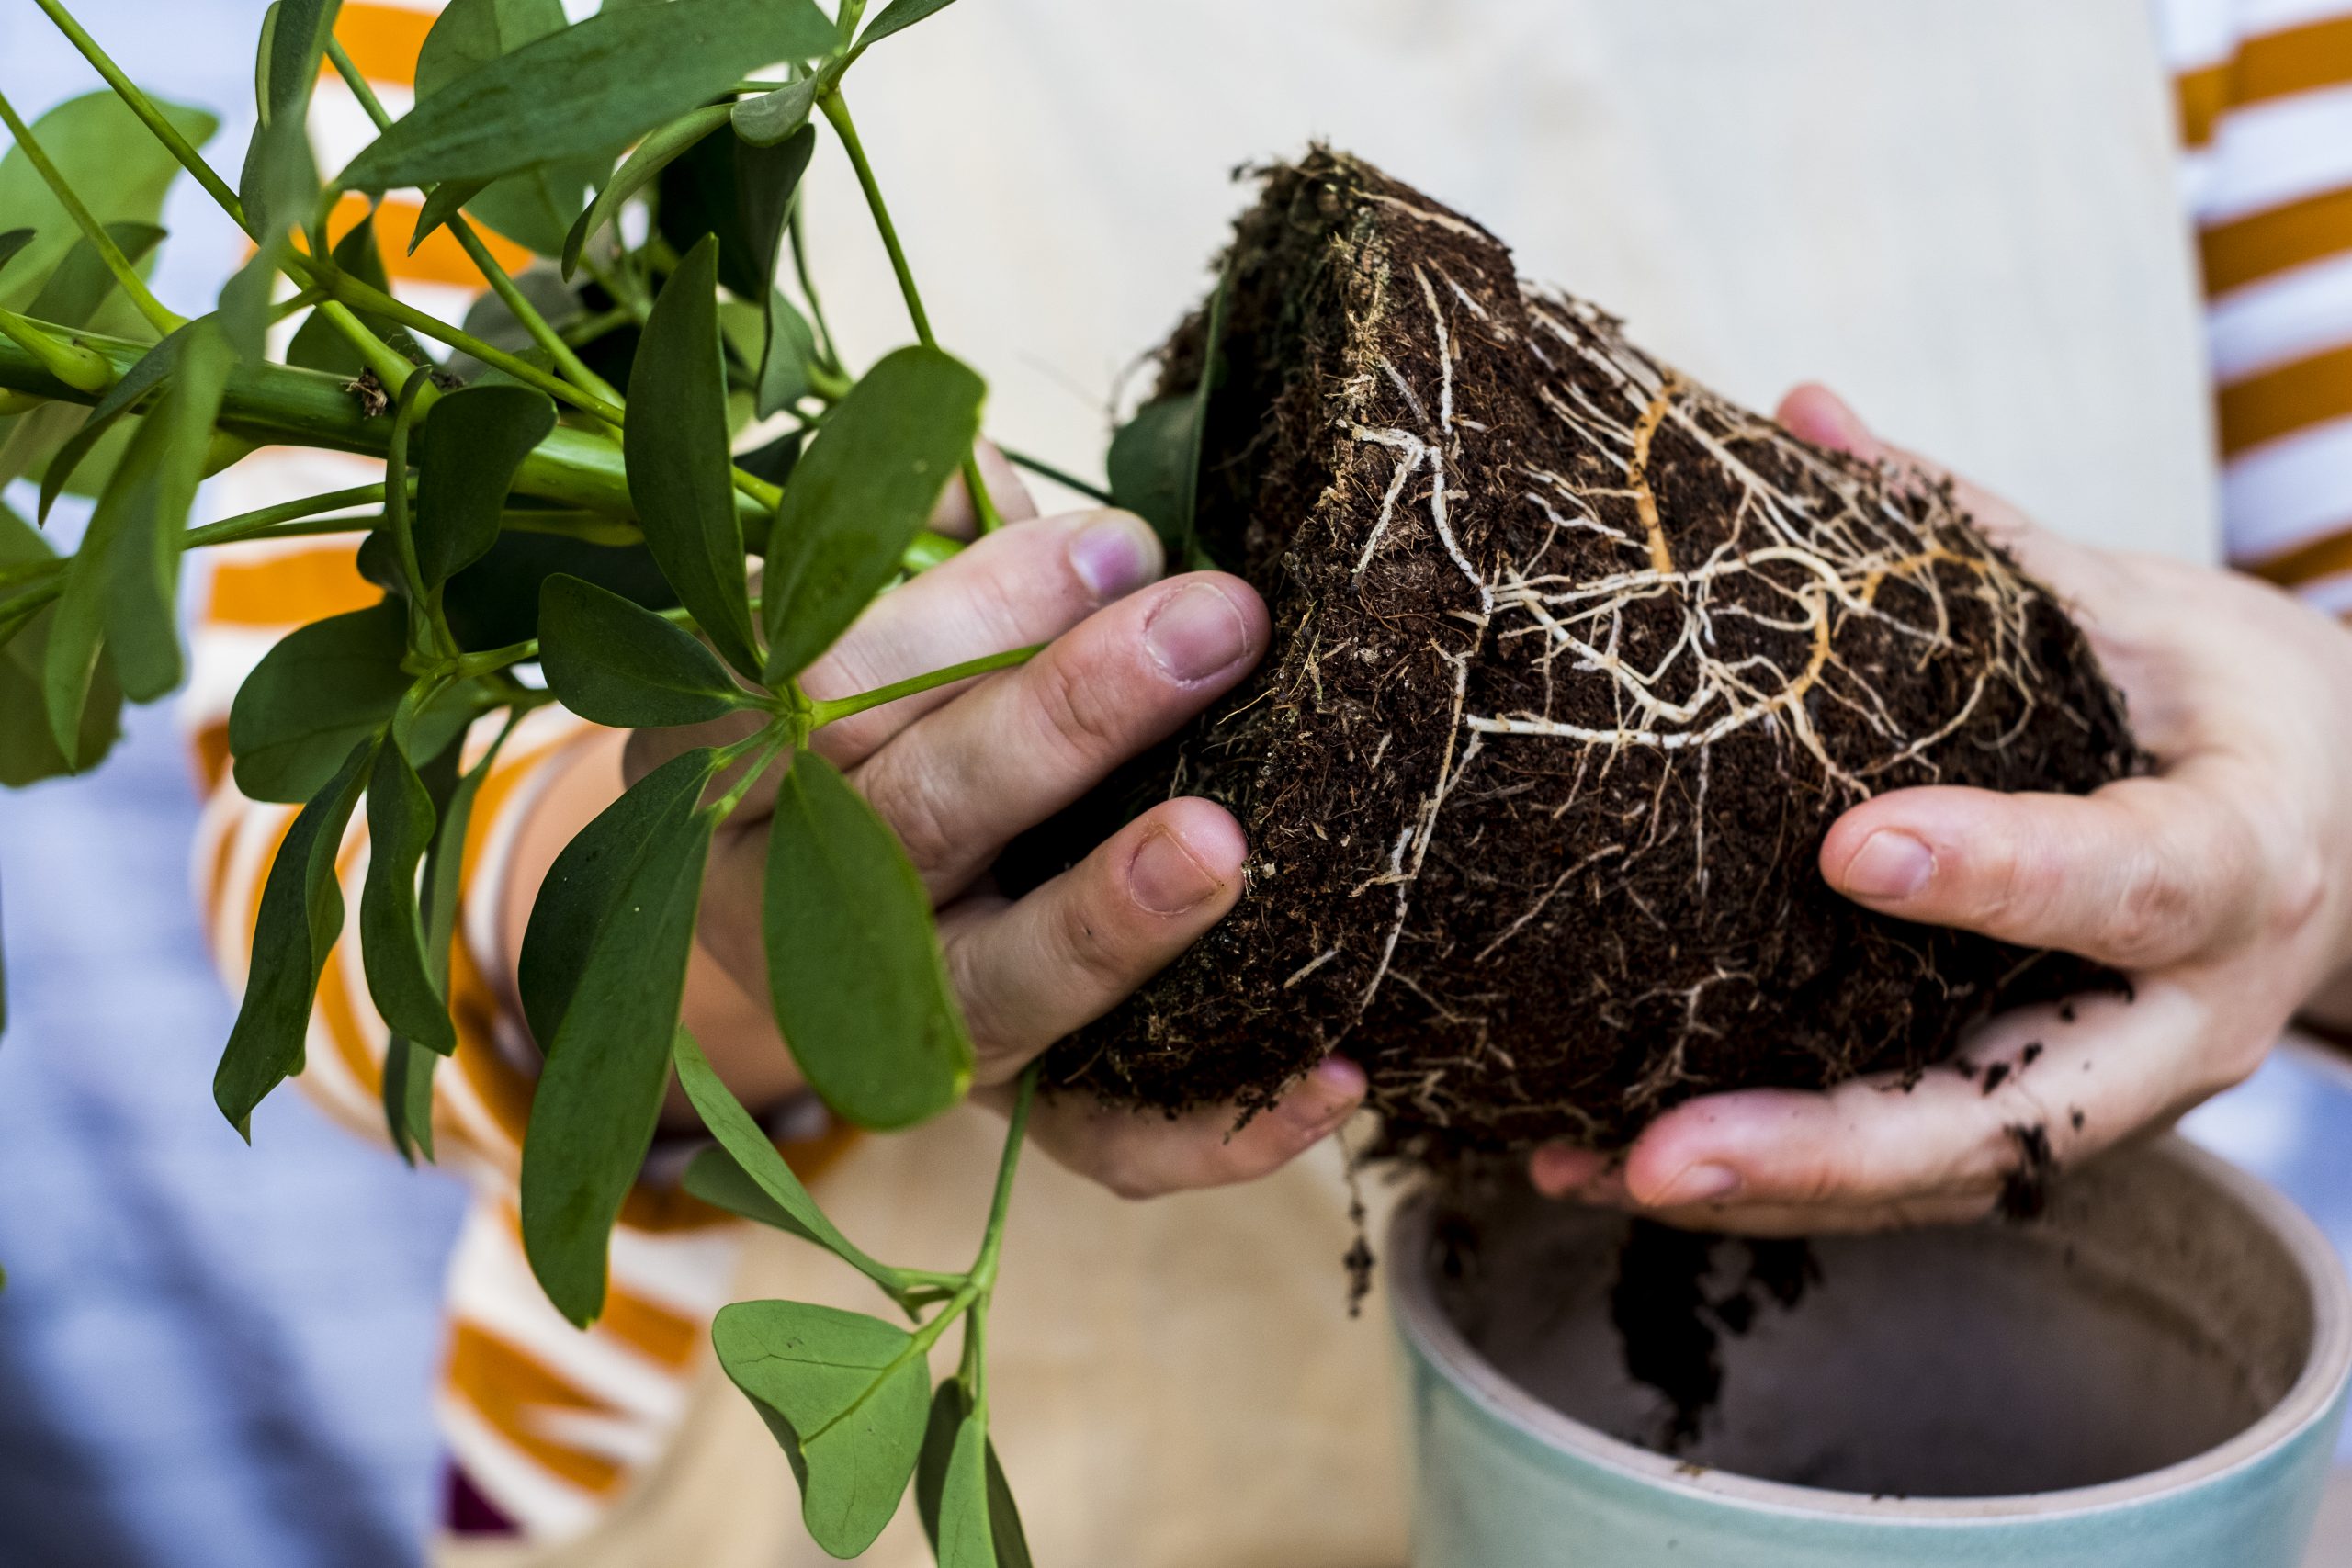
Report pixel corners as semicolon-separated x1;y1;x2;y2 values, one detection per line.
854;760;961;881
1024;652;1128;768
2104;856;2194;963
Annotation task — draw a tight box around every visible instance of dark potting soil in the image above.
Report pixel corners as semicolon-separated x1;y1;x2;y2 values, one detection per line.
1609;1221;1823;1451
1017;150;2138;1154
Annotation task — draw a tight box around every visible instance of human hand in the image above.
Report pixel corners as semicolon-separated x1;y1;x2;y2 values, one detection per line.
1529;385;2352;1235
633;455;1366;1199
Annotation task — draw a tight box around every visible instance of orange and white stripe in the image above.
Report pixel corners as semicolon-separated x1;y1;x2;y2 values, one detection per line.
181;2;839;1543
2157;0;2352;611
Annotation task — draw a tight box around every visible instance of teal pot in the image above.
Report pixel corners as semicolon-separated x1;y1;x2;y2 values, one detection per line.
1390;1137;2352;1567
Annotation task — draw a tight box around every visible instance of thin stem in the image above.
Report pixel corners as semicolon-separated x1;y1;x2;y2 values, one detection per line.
0;85;182;335
970;1066;1037;1291
788;209;842;374
710;732;790;818
820;92;930;345
818;91;1002;532
1001;446;1113;504
182;483;388;549
807;643;1041;728
322;41;623;410
30;0;247;226
309;295;425;391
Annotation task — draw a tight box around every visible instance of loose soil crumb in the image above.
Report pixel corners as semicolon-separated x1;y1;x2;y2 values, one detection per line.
1611;1220;1820;1450
1981;1062;2012;1096
1027;150;2138;1154
1998;1123;2059;1221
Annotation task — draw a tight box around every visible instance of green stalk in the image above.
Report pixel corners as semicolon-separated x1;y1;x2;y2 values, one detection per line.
0;85;183;335
29;0;246;225
1001;446;1113;504
182;482;389;549
788;208;842;375
970;1066;1036;1293
806;643;1041;728
817;89;1003;533
322;40;624;411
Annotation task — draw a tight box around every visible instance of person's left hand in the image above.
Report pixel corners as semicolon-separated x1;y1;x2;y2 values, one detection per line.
1527;385;2352;1235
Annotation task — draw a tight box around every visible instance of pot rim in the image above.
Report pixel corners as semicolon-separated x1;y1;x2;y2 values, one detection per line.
1387;1134;2352;1522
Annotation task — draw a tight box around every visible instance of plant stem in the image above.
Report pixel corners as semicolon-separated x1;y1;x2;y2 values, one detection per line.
806;643;1041;728
817;90;1003;534
0;85;183;336
322;40;624;411
970;1066;1036;1292
787;209;842;374
181;482;390;550
29;0;246;225
1001;446;1114;504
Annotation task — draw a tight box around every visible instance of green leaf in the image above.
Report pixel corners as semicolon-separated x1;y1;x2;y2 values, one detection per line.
0;230;31;278
654;120;810;304
625;234;762;677
229;603;482;803
0;224;170;495
730;79;818;148
380;1036;439;1164
515;744;714;1048
339;0;838;193
39;317;197;525
413;384;559;587
761;345;983;682
560;103;732;281
673;1030;905;1297
40;320;232;741
764;750;971;1129
241;0;340;242
537;572;747;728
0;502;119;785
518;754;718;1325
915;1383;1030;1568
713;1299;933;1556
0;91;216;316
857;0;967;51
359;730;457;1054
213;738;374;1138
758;288;820;419
413;0;603;255
1105;396;1194;556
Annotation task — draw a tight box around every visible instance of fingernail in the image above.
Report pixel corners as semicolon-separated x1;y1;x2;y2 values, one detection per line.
1531;1145;1608;1196
1283;1056;1366;1129
1655;1163;1740;1207
1144;582;1250;682
1840;830;1933;900
1129;827;1223;915
1067;512;1160;604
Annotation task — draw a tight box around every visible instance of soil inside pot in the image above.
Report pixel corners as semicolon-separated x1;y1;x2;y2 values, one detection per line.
1429;1156;2315;1496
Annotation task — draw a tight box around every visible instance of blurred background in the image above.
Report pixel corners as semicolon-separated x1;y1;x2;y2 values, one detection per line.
6;1;2352;1562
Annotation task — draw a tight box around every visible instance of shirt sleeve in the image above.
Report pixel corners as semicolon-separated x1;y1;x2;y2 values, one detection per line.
2158;0;2352;608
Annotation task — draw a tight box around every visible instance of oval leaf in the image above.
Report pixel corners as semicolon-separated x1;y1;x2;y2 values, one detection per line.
625;234;762;677
359;734;456;1054
915;1383;1030;1568
761;345;984;683
673;1030;902;1296
0;92;216;317
560;103;732;280
857;0;967;52
714;1300;932;1557
339;0;838;193
518;755;718;1325
414;383;559;587
764;750;971;1129
229;603;483;803
730;78;817;148
213;739;374;1138
537;571;747;728
0;502;119;785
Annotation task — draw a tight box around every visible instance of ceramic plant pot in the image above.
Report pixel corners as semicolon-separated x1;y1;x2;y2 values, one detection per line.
1391;1137;2352;1567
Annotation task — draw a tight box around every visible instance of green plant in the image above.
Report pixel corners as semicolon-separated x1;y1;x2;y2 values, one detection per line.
0;1;1187;1558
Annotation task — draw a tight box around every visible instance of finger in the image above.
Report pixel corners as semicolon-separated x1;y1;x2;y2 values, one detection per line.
1819;769;2267;969
1600;979;2240;1222
940;796;1246;1078
1775;382;2112;611
803;508;1165;769
854;573;1269;897
927;440;1038;539
1575;1193;2000;1239
994;1058;1367;1201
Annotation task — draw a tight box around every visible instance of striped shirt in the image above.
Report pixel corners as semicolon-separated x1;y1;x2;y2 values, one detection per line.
181;0;2352;1551
2157;0;2352;607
